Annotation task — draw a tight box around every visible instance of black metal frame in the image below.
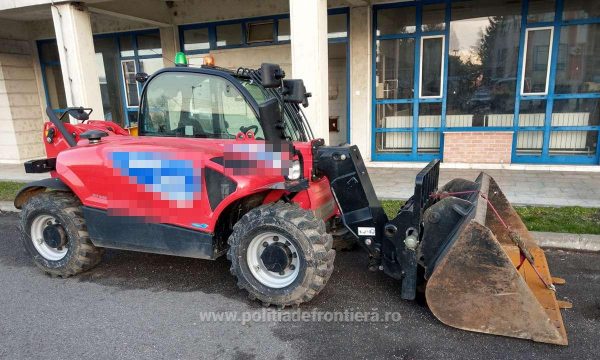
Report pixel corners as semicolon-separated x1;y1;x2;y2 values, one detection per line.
313;141;446;299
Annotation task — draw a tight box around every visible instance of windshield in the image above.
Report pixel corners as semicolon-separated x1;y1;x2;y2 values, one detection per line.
140;72;264;139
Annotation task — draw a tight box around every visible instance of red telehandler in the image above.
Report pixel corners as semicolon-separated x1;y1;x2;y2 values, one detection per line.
15;58;570;345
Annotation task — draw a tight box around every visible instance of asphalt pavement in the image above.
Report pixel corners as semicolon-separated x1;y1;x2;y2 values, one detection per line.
0;211;598;360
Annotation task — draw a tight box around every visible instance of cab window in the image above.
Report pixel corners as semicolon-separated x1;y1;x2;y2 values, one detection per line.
141;72;263;139
240;79;304;142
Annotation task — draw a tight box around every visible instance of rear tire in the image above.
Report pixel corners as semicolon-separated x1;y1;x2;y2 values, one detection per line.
227;202;335;307
20;192;103;277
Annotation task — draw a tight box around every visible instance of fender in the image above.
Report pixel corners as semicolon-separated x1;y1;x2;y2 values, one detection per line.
14;178;73;209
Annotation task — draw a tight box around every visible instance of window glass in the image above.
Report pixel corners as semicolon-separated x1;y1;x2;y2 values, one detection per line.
551;99;599;126
421;36;444;97
240;79;302;141
216;23;243;47
422;3;446;32
39;42;60;62
278;18;290;41
516;131;544;155
376;103;412;128
137;32;162;56
119;35;134;57
446;0;521;127
184;28;210;51
523;28;552;94
121;60;139;107
328;14;347;39
43;65;67;109
562;0;600;20
555;24;600;94
419;103;442;127
94;37;125;125
418;132;441;154
375;38;415;99
549;130;598;155
141;72;261;139
527;0;555;23
140;58;163;76
519;100;546;126
376;6;416;35
247;21;274;43
376;132;412;153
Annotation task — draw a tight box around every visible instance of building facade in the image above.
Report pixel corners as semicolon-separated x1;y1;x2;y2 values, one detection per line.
0;0;598;167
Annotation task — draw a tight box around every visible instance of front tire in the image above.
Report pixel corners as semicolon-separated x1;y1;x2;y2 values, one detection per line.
227;202;335;307
20;192;103;277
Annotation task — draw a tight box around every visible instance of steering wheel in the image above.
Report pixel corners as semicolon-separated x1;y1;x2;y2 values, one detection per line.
240;125;259;135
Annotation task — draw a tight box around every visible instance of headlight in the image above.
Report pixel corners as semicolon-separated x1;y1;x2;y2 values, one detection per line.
287;160;301;180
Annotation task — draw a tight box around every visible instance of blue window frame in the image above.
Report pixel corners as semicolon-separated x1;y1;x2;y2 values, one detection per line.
372;0;600;165
373;1;448;162
110;30;163;127
513;0;600;164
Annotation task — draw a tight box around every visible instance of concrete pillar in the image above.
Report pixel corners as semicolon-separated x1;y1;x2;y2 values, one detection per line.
289;0;329;144
51;2;104;122
349;6;372;160
160;26;179;68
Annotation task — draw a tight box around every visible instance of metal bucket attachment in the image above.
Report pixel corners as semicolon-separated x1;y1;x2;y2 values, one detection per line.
424;174;568;345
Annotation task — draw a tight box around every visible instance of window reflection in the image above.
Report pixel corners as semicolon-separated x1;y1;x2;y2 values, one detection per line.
377;6;416;35
184;28;210;51
216;24;242;47
447;0;522;127
422;3;446;32
555;24;600;94
527;0;555;23
523;28;552;94
519;100;547;127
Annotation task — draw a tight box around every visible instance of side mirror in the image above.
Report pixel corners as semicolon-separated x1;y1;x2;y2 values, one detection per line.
136;72;149;83
260;63;285;88
283;79;311;107
258;98;285;141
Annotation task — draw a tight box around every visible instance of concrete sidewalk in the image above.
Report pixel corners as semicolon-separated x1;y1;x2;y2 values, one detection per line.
1;163;600;207
369;167;600;207
0;164;48;182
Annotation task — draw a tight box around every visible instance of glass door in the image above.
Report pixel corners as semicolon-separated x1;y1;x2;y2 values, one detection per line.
373;2;447;161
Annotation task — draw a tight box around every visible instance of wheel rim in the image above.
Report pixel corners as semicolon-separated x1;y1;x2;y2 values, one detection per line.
30;214;68;261
246;231;300;288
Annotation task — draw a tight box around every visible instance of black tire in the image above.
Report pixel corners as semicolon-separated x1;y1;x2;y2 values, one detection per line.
227;202;335;307
20;191;103;277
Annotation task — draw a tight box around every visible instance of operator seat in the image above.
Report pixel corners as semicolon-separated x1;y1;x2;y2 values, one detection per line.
177;111;207;137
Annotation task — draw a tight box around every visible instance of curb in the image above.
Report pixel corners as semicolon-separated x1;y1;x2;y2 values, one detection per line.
0;201;17;213
532;231;600;252
1;201;597;252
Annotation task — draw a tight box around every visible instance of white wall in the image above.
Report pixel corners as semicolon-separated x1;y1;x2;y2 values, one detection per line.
208;44;293;77
0;19;45;163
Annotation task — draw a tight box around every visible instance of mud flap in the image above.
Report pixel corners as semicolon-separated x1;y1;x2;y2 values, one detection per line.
425;174;568;345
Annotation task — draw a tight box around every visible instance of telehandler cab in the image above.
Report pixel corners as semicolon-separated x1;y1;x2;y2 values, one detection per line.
15;56;570;345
